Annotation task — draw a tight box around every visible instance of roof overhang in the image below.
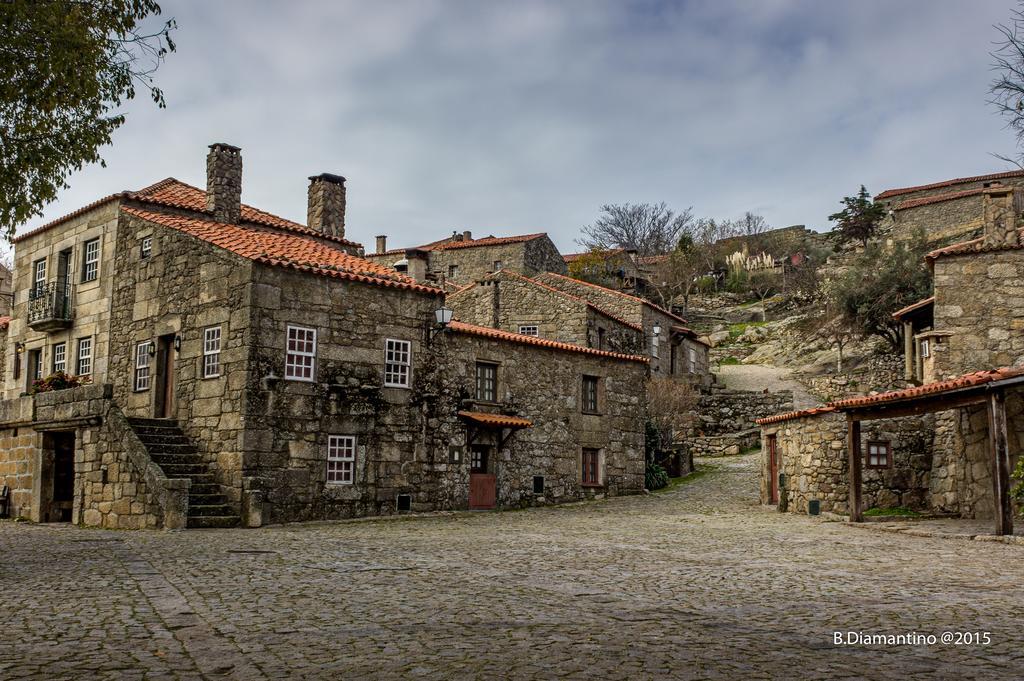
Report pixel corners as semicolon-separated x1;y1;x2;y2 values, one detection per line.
457;410;533;429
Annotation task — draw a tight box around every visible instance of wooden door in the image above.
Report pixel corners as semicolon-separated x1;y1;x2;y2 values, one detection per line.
52;432;75;522
767;434;778;504
469;445;496;509
155;334;176;418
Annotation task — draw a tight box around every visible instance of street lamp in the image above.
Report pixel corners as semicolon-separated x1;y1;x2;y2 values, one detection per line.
429;306;454;342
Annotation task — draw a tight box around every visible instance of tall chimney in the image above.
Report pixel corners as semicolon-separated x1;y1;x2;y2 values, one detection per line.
463;230;472;242
307;174;347;239
206;143;242;223
376;235;388;254
982;182;1020;248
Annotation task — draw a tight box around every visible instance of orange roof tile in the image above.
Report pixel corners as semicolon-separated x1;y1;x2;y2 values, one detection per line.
448;320;648;363
831;366;1024;410
374;232;548;257
925;230;1024;261
894;188;985;210
120;206;442;295
891;296;935;320
876;170;1024;200
537;271;688;325
756;406;837;426
457;410;533;429
499;270;643;332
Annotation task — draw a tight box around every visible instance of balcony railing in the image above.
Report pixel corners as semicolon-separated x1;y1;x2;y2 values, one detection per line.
28;281;74;331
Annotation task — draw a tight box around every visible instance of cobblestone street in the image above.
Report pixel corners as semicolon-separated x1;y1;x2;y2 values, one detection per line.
2;453;1022;680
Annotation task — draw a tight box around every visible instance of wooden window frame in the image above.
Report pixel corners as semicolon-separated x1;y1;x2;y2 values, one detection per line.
76;337;92;376
475;361;498;403
581;448;602;487
383;339;412;388
582;375;600;414
865;440;892;469
52;342;66;374
326;435;356;485
140;236;153;259
448;264;459;279
82;238;100;282
285;325;317;382
32;258;46;294
134;341;152;392
203;326;222;378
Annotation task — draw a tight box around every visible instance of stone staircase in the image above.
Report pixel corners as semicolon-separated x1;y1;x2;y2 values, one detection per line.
126;418;240;528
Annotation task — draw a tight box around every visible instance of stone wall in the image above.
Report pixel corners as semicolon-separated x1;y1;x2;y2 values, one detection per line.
885;193;985;244
795;354;906;403
761;411;935;516
0;394;35;517
877;175;1024;207
696;389;793;436
422;235;566;287
688;429;760;458
932;249;1024;378
0;264;11;317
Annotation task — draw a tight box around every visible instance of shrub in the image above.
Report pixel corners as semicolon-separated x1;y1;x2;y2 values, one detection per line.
645;462;669;491
29;371;90;395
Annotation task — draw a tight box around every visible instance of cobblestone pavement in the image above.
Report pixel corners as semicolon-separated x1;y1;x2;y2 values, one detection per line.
3;454;1023;680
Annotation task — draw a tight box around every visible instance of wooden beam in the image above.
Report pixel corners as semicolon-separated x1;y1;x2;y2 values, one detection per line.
987;390;1014;536
845;392;988;421
847;418;863;522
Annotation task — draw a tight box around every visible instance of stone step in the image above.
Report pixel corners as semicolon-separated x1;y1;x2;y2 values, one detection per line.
164;472;216;484
148;449;203;463
188;503;236;517
158;465;210;478
188;492;227;505
188;483;222;496
187;515;241;529
127;417;181;428
135;435;193;448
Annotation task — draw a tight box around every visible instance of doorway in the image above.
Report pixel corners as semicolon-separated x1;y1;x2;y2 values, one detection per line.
469;444;496;509
154;334;176;418
767;434;779;504
40;431;75;522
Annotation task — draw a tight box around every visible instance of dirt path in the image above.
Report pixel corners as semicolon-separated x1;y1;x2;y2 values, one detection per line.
715;363;818;409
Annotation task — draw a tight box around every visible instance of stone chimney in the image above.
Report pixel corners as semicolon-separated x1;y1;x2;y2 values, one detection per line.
376;235;388;254
982;182;1020;248
463;230;472;242
405;249;429;282
307;173;347;239
206;143;242;223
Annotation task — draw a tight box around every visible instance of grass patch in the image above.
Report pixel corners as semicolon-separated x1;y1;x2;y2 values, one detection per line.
727;321;768;340
718;356;741;366
653;468;709;493
863;506;921;518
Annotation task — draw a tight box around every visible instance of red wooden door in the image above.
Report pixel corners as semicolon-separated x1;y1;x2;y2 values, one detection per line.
469;474;496;509
768;435;778;504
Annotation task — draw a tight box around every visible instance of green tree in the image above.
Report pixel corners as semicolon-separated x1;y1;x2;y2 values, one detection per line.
0;0;177;239
831;234;932;351
828;186;886;246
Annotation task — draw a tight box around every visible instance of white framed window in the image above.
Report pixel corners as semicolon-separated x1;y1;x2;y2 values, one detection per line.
384;339;412;388
921;339;930;359
135;341;152;391
82;238;100;282
140;236;153;259
518;325;539;337
203;326;222;378
52;342;66;374
448;264;459;279
285;325;316;381
76;337;92;376
493;260;503;271
33;258;46;293
688;347;697;372
327;435;356;484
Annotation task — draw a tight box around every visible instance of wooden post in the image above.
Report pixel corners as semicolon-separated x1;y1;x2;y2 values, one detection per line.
847;418;863;522
987;390;1013;536
903;321;914;380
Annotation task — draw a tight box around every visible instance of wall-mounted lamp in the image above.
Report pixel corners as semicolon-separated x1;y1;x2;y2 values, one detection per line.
14;342;25;355
652;324;662;336
173;335;182;352
429;306;454;343
147;342;156;357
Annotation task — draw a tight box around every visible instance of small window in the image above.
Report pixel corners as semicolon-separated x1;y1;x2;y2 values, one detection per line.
688;347;697;372
582;375;600;413
598;327;606;350
285;325;316;381
135;341;152;391
52;342;66;374
32;258;46;294
582;448;601;486
518;325;538;337
448;264;459;279
493;260;503;272
327;435;356;485
920;339;930;359
140;236;153;259
27;348;42;386
82;238;100;282
384;339;412;387
475;361;498;402
76;337;92;376
866;441;892;469
203;326;222;378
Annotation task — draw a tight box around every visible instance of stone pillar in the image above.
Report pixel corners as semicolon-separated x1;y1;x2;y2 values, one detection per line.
376;235;388;254
903;321;914;381
405;249;429;282
982;183;1019;248
206;143;242;224
307;173;346;239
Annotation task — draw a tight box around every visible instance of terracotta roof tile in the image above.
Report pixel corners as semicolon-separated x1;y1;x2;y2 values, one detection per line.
894;188;985;210
448;320;648;363
374;233;548;257
457;410;533;429
536;271;688;325
891;296;935;320
876;170;1024;200
830;366;1024;410
500;271;643;332
756;406;837;426
925;230;1024;261
120;206;442;295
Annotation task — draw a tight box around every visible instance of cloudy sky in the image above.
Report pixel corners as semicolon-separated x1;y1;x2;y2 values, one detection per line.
20;0;1024;252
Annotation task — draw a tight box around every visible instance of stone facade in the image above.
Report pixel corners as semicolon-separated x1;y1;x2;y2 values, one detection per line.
447;270;643;354
695;389;793;436
0;263;11;316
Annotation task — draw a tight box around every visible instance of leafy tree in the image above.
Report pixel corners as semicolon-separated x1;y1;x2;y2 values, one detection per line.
567;249;624;288
828;186;885;246
0;0;177;239
579;202;695;257
830;234;932;351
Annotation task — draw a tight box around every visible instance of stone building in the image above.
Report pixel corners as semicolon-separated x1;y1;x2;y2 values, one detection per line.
364;230;566;287
562;248;648;295
0;263;11;317
875;170;1024;244
0;144;648;529
758;184;1024;535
